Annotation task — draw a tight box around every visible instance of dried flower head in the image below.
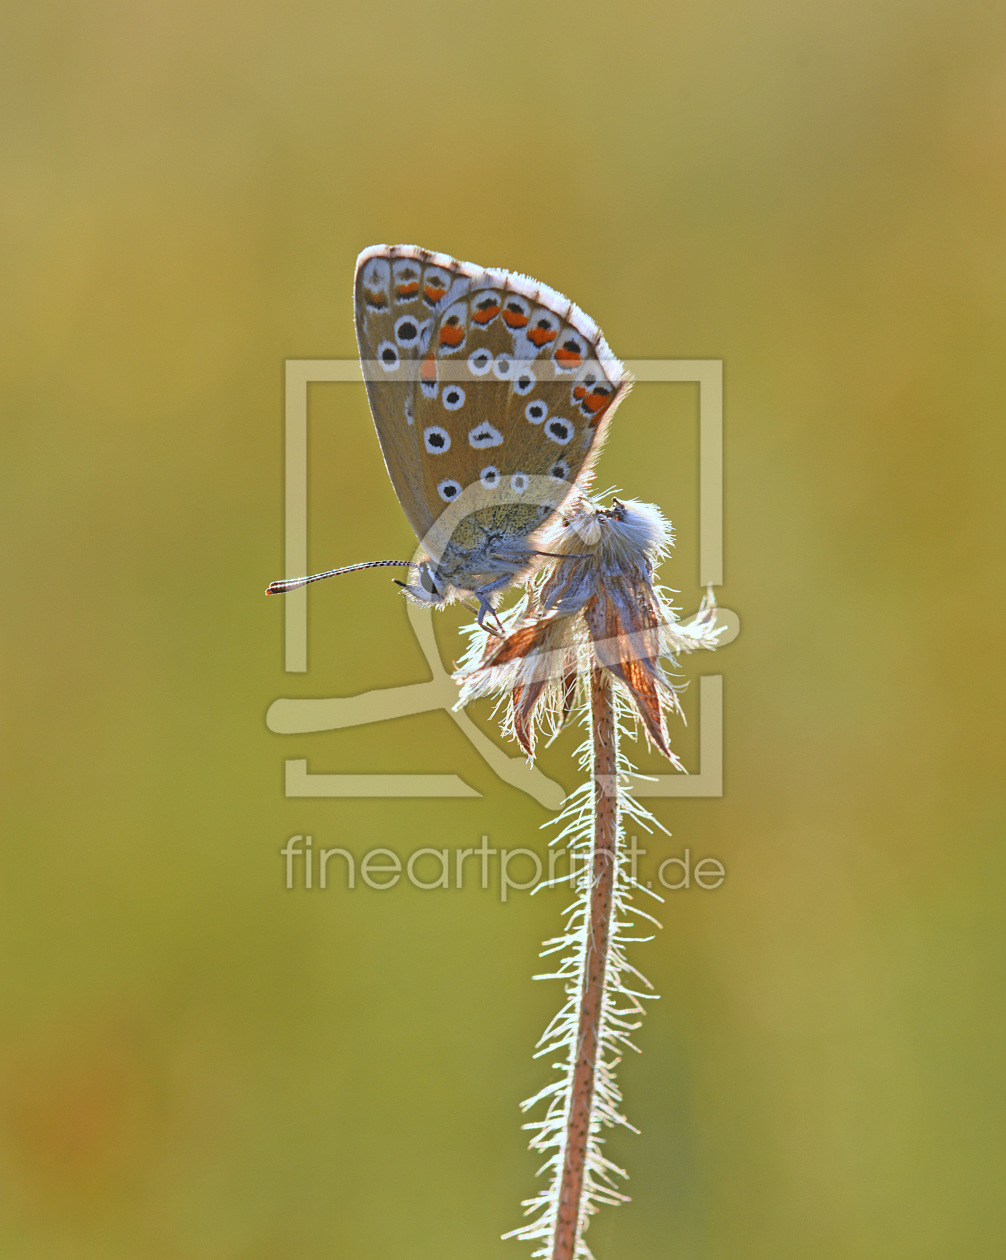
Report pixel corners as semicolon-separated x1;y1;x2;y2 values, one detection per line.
455;496;721;763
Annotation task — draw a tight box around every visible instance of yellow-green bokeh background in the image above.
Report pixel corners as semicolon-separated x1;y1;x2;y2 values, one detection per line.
3;3;1004;1257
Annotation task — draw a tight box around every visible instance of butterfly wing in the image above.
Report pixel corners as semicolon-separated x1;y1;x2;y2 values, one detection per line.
354;248;438;539
355;244;631;569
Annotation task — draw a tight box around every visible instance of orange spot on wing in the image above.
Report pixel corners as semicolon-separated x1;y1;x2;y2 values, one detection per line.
365;290;388;308
395;282;419;298
473;302;501;325
584;388;614;423
424;284;447;303
528;326;558;347
420;353;437;382
554;346;582;366
439;323;465;348
572;385;588;400
503;309;529;328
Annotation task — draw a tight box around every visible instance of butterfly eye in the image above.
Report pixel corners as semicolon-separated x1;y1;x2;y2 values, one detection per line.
418;564;443;596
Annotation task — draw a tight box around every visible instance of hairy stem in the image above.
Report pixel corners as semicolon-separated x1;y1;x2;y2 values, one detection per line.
551;666;619;1260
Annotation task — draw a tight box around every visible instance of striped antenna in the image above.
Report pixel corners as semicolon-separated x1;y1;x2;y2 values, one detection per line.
265;560;417;595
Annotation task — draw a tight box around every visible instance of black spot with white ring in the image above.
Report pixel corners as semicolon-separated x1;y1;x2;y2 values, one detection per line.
480;466;500;488
377;341;400;372
510;472;529;495
549;459;571;481
545;417;574;445
437;479;462;502
513;371;535;396
467;349;493;376
394;316;420;347
525;400;547;425
469;422;503;449
492;354;513;380
443;386;465;411
423;425;451;454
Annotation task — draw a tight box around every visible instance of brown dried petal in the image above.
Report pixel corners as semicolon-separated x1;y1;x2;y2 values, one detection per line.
511;679;549;756
585;593;675;762
481;615;557;669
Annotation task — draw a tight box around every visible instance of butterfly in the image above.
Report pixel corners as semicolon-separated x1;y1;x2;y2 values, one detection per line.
267;245;631;630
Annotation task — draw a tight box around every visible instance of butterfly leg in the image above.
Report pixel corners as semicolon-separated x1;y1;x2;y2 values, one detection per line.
476;596;506;638
469;573;515;638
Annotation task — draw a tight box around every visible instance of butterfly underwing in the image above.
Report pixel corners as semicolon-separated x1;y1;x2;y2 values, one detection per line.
353;244;632;625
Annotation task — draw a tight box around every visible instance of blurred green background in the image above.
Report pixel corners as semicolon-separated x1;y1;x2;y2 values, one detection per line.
2;2;1004;1257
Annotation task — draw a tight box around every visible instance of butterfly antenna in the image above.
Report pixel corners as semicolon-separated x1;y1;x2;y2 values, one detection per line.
266;560;417;595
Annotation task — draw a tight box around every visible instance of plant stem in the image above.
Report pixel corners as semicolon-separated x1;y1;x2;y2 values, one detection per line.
550;666;619;1260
